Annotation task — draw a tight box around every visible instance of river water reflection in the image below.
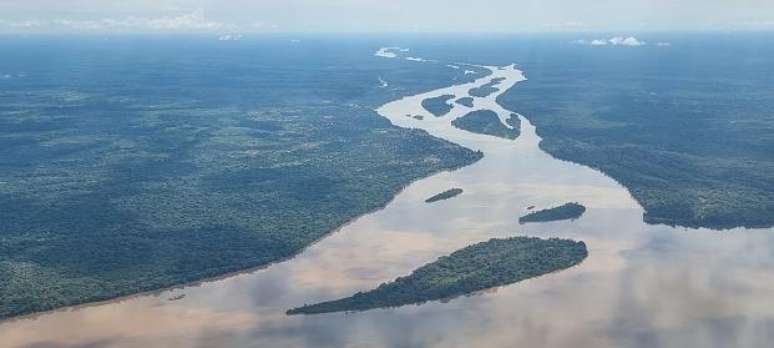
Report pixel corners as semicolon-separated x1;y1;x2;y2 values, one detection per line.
2;63;774;348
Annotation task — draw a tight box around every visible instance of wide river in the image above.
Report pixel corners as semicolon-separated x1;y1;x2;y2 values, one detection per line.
3;56;774;348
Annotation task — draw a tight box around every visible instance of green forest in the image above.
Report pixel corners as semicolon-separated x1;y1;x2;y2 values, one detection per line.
469;77;505;97
455;97;474;107
498;46;774;229
287;236;587;315
421;94;456;117
0;38;486;319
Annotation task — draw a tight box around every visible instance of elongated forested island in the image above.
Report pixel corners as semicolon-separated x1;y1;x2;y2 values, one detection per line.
425;188;463;203
421;94;455;117
519;203;586;224
287;237;588;315
452;110;520;139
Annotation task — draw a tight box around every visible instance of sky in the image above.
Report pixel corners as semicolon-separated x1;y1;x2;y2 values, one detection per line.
1;0;774;33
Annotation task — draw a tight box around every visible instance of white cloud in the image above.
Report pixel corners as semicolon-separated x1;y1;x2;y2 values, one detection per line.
141;10;224;30
735;20;774;29
573;36;651;47
252;21;281;30
656;42;672;47
2;10;227;32
405;56;434;62
545;21;588;30
218;34;242;41
609;36;645;46
573;39;607;46
0;19;45;28
375;47;402;58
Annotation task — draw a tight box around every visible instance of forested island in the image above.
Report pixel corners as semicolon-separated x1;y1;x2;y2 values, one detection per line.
421;94;455;117
452;110;520;139
425;188;463;203
455;97;474;107
519;203;586;224
469;77;505;97
287;237;588;315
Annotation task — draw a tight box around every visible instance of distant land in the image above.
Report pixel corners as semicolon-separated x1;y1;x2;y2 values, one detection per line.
287;237;588;315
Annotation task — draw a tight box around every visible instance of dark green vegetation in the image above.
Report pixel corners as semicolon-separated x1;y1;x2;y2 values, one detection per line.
497;40;774;229
452;110;520;139
287;237;588;314
421;94;455;116
469;77;505;97
0;37;485;319
455;97;474;107
425;188;463;203
519;203;586;224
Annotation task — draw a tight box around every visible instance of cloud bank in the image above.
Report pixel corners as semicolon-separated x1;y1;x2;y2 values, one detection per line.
2;0;774;33
573;36;656;47
0;10;228;32
218;34;243;41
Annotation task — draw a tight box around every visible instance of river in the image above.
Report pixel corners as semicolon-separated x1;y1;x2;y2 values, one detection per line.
3;57;774;348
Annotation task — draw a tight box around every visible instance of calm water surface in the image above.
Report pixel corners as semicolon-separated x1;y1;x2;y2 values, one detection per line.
3;58;774;348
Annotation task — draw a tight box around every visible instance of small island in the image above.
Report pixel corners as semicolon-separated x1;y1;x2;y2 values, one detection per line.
425;188;463;203
455;97;474;107
421;94;455;117
452;110;520;139
167;294;186;301
468;77;505;97
519;202;586;224
287;236;587;315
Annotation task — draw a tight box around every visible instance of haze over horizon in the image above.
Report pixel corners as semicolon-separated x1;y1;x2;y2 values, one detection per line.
2;0;774;34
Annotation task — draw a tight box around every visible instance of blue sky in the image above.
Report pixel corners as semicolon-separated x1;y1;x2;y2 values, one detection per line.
1;0;773;33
